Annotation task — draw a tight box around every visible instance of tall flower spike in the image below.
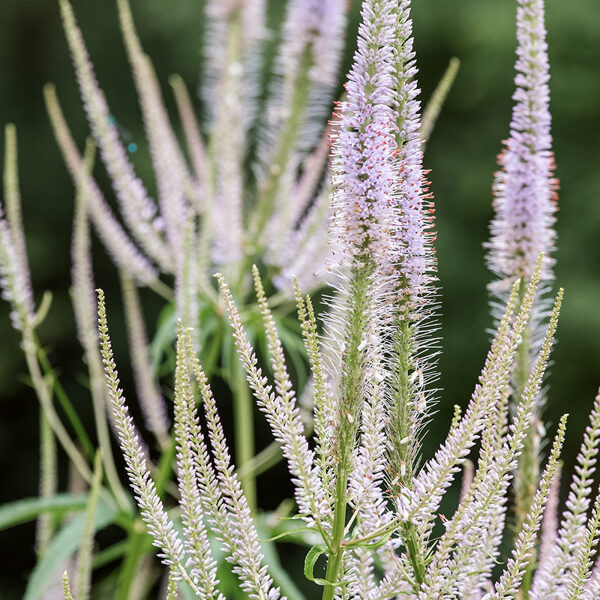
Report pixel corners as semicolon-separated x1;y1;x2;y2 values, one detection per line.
421;287;563;599
487;414;568;600
486;0;558;551
62;572;74;600
218;269;330;532
385;1;439;503
71;139;129;507
487;0;558;289
330;0;397;266
203;0;266;266
203;0;265;128
205;2;246;266
391;0;436;300
172;324;220;596
169;74;210;210
120;274;170;449
278;0;346;124
531;464;561;590
409;268;539;528
183;330;282;600
321;3;431;596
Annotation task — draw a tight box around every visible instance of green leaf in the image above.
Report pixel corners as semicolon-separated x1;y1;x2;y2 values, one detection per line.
91;540;128;569
24;500;118;600
304;545;327;585
0;494;89;531
304;545;346;587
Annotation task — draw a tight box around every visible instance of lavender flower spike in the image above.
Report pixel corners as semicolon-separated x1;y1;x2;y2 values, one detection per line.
392;0;436;300
487;0;558;289
330;0;398;267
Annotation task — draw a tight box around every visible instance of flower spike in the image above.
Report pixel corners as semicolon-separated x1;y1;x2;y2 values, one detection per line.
487;0;558;288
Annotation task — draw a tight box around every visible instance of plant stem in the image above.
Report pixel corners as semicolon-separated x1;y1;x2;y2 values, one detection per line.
22;329;116;510
233;354;257;512
23;331;94;488
116;519;150;600
321;471;348;600
389;311;428;585
514;278;537;595
36;345;95;460
320;266;371;599
36;411;56;556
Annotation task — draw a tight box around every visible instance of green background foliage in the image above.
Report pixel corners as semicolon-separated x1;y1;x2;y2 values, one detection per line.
0;0;599;596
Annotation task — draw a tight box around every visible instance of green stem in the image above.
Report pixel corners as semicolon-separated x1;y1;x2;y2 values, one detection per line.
232;355;257;512
116;520;149;600
155;436;176;497
23;331;94;489
236;440;282;480
321;472;349;600
389;311;428;585
38;335;129;511
36;411;56;556
514;279;538;595
390;315;417;486
148;278;174;302
37;343;95;460
320;266;371;599
403;523;426;587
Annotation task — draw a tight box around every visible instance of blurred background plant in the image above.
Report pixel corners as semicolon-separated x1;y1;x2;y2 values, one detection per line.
0;0;599;597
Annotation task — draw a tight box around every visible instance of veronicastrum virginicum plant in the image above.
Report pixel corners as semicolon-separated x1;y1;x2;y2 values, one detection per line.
0;0;460;596
58;0;600;599
2;0;600;598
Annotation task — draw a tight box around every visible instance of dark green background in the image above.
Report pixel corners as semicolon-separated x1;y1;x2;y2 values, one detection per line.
1;0;599;596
